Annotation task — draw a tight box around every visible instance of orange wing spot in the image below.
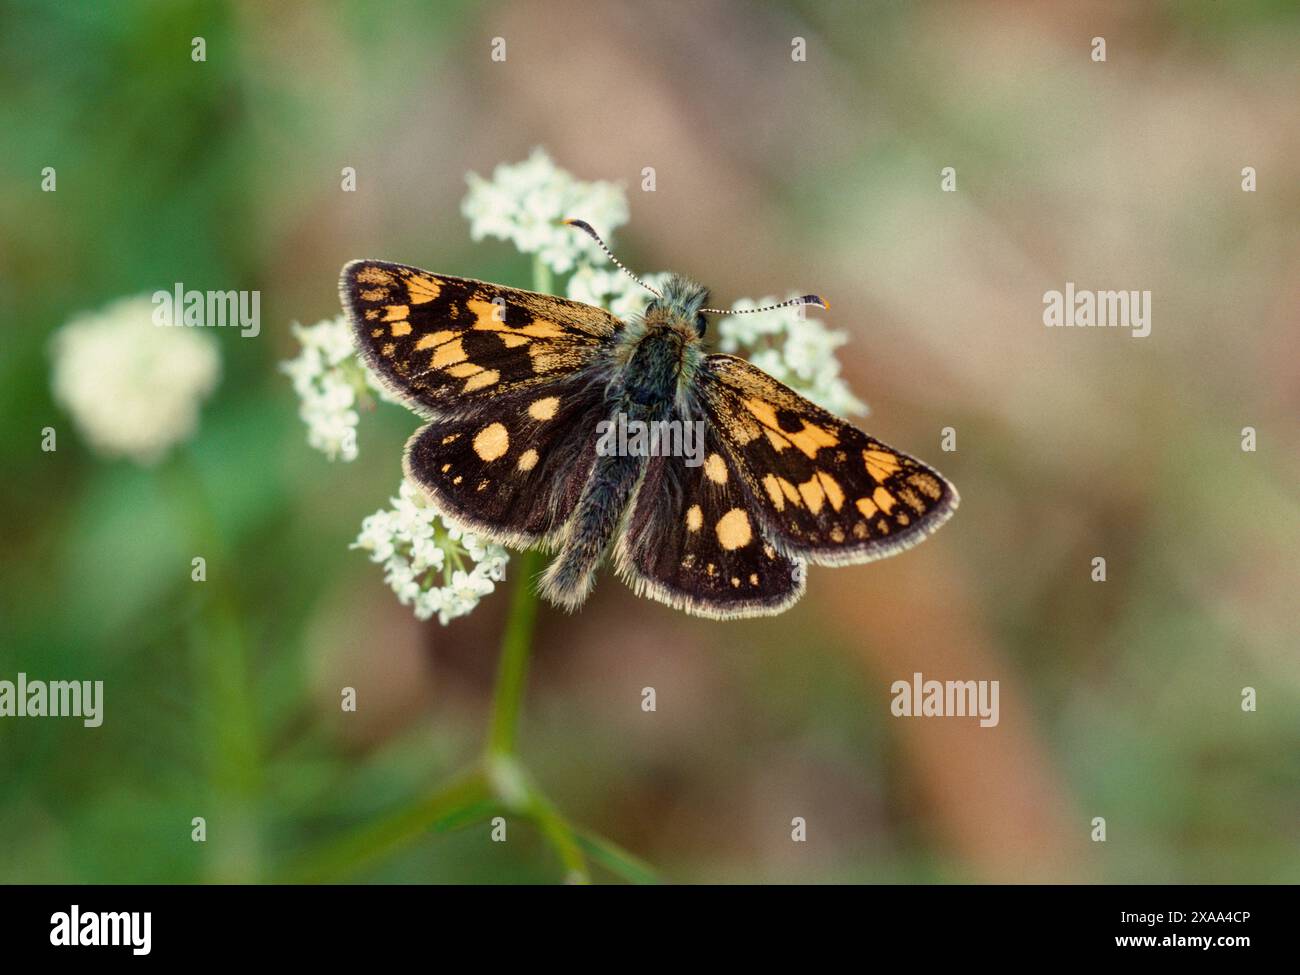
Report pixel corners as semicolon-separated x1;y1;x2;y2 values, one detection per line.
797;476;826;515
415;330;456;350
908;471;943;500
467;299;565;338
763;474;785;510
390;320;412;337
405;274;441;304
853;521;869;539
447;362;482;378
441;433;461;444
816;471;845;511
686;504;703;532
355;266;394;286
716;508;753;550
744;398;782;430
464;369;500;391
875;518;890;534
364;309;379;321
703;453;728;484
898;486;925;514
500;332;530;348
787;422;838;459
529;397;560;421
864;448;902;482
764;428;792;452
778;478;802;506
749;573;759;586
517;448;539;472
856;496;878;519
359;288;389;301
381;342;395;356
382;304;409;322
896;512;911;526
472;422;509;461
872;486;897;514
430;338;467;369
830;526;845;543
731;577;741;588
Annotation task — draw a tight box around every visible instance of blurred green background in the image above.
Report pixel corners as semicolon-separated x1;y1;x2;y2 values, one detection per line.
1;0;1297;883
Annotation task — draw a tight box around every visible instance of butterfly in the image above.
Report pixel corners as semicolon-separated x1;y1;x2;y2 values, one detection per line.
339;220;958;620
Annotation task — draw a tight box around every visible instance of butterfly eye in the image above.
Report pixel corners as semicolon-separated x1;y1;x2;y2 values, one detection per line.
695;313;708;337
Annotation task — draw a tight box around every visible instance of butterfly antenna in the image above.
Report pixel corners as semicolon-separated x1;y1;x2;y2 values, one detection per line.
563;218;663;299
700;294;830;315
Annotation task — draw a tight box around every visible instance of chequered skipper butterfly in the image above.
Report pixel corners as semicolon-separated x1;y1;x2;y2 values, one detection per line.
340;221;957;619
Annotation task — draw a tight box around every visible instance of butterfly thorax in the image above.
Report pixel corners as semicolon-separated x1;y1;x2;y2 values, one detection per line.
610;273;708;411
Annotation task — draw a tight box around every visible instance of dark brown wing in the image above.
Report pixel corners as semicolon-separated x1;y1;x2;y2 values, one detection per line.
700;354;958;566
615;425;806;620
340;260;621;418
403;375;609;548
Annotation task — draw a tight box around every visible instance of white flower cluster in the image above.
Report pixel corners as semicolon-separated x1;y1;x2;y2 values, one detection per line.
50;295;221;464
715;298;869;418
280;316;396;462
462;147;629;275
565;265;674;321
352;479;510;625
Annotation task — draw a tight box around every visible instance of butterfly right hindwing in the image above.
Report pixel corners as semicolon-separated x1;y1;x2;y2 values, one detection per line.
616;424;806;619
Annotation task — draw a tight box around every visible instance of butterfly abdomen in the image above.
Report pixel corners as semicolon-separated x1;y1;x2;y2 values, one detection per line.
539;437;646;611
539;337;682;609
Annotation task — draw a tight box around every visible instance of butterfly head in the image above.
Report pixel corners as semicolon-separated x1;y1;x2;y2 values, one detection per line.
644;274;711;338
564;218;830;341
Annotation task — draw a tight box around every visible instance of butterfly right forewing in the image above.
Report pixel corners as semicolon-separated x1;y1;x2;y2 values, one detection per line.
700;354;959;566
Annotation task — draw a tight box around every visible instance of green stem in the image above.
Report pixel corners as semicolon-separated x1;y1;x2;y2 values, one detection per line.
532;252;553;296
486;549;543;756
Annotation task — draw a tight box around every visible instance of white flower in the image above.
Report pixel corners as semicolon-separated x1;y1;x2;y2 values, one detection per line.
281;315;398;462
566;265;673;320
352;478;510;624
50;295;221;464
716;297;868;417
462;148;629;275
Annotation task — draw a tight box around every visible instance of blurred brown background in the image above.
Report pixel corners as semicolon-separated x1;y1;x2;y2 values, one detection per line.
1;0;1296;883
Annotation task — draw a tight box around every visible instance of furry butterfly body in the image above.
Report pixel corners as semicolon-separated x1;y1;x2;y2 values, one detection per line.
341;258;958;619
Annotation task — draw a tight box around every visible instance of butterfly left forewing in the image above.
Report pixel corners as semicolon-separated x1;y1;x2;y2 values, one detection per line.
340;260;621;418
701;354;958;566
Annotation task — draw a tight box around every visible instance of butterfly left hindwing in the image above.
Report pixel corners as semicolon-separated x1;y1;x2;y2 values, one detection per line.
404;377;608;548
